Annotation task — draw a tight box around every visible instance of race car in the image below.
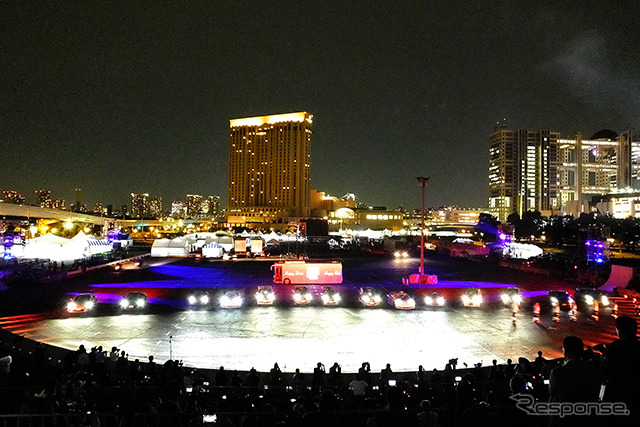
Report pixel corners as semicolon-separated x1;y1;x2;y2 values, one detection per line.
321;286;341;306
500;287;522;305
359;287;383;307
67;294;97;314
292;286;312;305
461;288;483;307
394;250;409;258
574;288;609;308
255;286;276;305
387;291;416;310
548;290;574;310
424;292;446;307
219;290;243;309
187;290;211;307
119;292;148;310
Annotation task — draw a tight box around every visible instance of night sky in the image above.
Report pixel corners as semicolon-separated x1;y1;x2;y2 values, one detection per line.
2;1;640;210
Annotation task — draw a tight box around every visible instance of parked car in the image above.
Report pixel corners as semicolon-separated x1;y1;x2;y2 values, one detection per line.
255;286;276;305
424;292;446;307
187;290;211;307
219;290;244;309
292;286;312;305
67;294;97;314
387;291;416;310
359;287;383;307
548;290;574;310
461;288;483;307
574;288;609;308
120;292;148;310
500;287;522;305
321;286;341;306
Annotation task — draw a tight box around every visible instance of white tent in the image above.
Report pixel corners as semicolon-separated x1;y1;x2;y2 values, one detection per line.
151;237;191;257
264;231;281;246
202;242;224;258
16;234;73;261
69;231;112;256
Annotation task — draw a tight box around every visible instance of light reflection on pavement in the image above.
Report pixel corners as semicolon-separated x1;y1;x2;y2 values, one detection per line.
4;304;617;373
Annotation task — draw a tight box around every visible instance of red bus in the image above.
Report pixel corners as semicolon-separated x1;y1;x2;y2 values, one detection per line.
272;261;343;285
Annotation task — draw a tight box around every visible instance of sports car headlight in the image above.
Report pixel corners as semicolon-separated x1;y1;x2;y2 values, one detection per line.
232;296;242;306
462;295;470;302
120;299;130;308
85;301;95;310
188;295;197;305
322;294;330;303
333;293;341;302
472;295;482;305
513;295;522;304
220;296;231;305
200;295;210;304
67;302;77;311
585;295;594;305
293;293;302;302
425;296;433;305
501;294;510;304
136;299;146;307
374;295;381;303
436;296;445;306
601;295;609;306
550;297;558;304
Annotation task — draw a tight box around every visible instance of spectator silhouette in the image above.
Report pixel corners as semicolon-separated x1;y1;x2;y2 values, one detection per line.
269;362;282;386
328;362;341;387
549;335;603;427
379;363;394;387
215;365;229;387
600;315;640;426
311;362;325;392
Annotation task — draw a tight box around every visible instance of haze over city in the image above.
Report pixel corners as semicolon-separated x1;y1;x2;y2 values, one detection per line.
2;1;639;209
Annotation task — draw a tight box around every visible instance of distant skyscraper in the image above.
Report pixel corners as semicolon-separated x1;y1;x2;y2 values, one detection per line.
488;129;560;221
74;188;84;211
185;194;203;218
130;193;149;218
171;201;186;219
35;188;53;208
148;196;164;218
228;112;312;222
54;199;66;210
206;195;221;217
2;190;25;204
489;128;640;221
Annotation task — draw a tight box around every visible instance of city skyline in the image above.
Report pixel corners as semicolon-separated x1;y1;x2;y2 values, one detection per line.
2;2;639;209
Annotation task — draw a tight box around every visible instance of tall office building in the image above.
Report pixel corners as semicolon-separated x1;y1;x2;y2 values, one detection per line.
489;129;560;221
185;194;204;218
205;195;221;217
228;112;313;223
35;189;54;209
148;196;164;218
130;193;149;218
489;128;640;221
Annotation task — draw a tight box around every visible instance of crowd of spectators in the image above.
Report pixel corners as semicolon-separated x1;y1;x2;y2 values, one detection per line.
1;316;639;427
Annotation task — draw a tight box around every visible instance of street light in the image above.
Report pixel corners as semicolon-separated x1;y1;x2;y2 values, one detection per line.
416;176;430;275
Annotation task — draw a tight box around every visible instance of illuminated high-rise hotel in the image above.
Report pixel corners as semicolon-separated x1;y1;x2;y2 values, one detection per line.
228;112;313;223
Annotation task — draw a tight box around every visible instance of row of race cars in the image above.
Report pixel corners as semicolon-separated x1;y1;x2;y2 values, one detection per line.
64;285;611;314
